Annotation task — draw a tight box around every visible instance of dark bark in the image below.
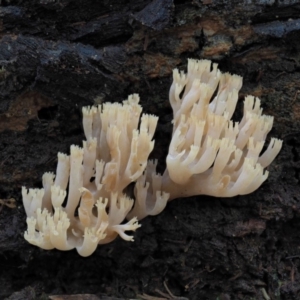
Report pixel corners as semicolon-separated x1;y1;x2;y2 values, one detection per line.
0;0;299;299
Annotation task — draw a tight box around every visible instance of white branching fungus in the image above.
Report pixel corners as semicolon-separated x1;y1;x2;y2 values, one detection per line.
164;59;282;198
23;59;282;256
23;95;150;256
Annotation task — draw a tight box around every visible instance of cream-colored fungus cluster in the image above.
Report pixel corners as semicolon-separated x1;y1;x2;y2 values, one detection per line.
162;59;282;199
23;95;157;256
22;59;282;256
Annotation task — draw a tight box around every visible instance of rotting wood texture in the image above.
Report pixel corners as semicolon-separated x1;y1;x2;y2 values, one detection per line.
0;1;300;299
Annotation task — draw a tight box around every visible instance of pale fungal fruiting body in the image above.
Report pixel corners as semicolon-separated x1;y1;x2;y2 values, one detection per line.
23;95;155;256
22;59;282;256
161;59;282;199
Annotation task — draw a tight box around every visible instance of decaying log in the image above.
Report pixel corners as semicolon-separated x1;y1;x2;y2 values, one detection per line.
0;1;300;299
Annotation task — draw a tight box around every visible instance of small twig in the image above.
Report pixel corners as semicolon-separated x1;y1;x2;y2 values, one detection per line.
184;239;193;253
137;293;167;300
155;288;170;299
286;255;300;259
275;71;286;79
291;264;295;282
0;198;16;211
229;271;243;281
291;90;300;105
185;279;200;291
261;287;270;300
163;281;189;300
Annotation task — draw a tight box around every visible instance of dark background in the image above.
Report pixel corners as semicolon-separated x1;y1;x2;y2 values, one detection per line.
0;1;299;299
